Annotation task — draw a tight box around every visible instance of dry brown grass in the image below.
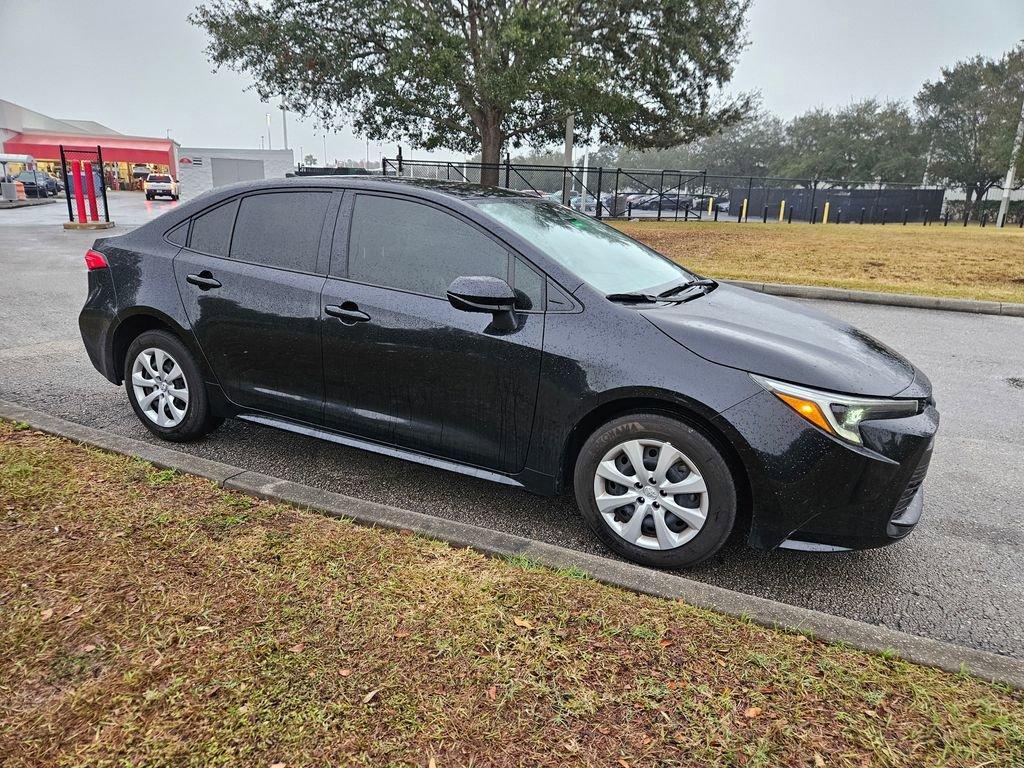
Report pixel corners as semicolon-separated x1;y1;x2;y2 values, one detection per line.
2;421;1023;767
613;221;1024;304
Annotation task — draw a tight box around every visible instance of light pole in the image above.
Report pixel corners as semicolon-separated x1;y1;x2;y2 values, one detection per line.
279;101;289;150
561;114;574;205
997;92;1024;227
323;134;328;166
265;113;272;151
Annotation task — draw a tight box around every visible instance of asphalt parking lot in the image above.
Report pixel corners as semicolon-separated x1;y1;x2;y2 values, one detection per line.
2;192;1023;659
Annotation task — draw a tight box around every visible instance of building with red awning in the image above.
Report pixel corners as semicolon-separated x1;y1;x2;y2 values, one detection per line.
0;99;179;185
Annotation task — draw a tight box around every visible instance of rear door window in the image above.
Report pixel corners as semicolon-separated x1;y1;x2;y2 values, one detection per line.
230;191;331;273
188;199;239;257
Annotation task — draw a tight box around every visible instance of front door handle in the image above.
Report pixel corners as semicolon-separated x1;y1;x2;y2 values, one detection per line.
186;271;221;290
325;302;371;325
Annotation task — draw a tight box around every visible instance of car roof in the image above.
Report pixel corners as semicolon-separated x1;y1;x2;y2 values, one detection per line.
209;174;534;202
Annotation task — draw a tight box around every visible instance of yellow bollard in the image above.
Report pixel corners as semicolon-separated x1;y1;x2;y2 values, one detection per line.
778;199;786;222
823;201;831;224
740;198;748;222
707;195;714;214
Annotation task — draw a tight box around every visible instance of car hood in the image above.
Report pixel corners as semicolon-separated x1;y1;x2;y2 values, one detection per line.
641;284;926;398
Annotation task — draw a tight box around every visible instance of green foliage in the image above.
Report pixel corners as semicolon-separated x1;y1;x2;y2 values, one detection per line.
915;44;1024;210
617;100;926;183
190;0;753;183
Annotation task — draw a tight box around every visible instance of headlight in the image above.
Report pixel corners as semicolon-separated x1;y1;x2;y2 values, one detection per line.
751;374;920;445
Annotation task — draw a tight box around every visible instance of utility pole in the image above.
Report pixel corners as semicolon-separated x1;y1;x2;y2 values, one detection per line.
561;114;574;205
265;113;272;150
280;102;289;150
323;134;328;166
997;91;1024;227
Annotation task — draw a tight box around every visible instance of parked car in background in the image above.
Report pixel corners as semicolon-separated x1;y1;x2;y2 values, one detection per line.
79;176;938;570
10;170;55;197
144;174;179;201
132;164;152;180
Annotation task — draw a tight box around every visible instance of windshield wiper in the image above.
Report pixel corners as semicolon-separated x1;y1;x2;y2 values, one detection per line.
657;278;718;298
605;292;663;303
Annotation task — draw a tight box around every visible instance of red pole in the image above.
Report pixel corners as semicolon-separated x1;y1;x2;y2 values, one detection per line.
84;161;99;221
73;160;88;223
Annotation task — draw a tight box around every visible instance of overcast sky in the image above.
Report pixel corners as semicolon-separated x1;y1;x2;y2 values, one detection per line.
2;0;1022;163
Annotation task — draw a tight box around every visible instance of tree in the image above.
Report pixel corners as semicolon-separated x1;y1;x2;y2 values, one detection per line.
776;100;925;184
190;0;753;185
302;153;317;166
623;109;786;178
916;47;1024;217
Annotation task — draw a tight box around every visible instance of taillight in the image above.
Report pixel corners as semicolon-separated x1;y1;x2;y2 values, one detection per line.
84;249;108;270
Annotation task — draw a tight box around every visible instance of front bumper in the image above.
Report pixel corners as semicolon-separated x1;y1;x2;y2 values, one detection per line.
715;390;939;551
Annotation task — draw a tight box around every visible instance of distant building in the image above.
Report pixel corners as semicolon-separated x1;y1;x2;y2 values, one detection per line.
0;99;178;184
177;147;295;200
0;100;295;197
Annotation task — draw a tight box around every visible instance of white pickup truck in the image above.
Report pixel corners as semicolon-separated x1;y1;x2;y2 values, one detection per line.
144;173;179;201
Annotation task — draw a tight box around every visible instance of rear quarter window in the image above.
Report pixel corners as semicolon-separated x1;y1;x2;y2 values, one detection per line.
188;199;239;257
165;221;188;246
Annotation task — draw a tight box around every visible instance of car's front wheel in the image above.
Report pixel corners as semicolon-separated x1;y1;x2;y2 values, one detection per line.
124;330;222;442
573;413;736;569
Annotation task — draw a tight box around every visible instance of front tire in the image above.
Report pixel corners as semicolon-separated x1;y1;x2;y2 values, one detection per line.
124;330;222;442
573;413;736;569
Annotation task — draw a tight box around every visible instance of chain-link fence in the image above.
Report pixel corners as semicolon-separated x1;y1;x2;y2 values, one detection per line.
373;158;1024;226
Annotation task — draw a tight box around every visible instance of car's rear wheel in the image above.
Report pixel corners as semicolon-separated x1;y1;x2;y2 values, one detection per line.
124;330;222;442
573;413;736;569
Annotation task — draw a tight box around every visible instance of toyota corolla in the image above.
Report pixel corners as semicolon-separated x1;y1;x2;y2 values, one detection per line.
79;177;938;568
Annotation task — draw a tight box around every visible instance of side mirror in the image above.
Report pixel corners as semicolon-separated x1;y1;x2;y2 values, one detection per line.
446;275;516;314
446;275;517;331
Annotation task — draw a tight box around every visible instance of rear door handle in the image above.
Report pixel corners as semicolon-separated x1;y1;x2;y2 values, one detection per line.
186;271;221;290
325;303;371;324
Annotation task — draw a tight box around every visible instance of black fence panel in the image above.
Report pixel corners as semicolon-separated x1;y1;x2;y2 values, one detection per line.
355;157;1022;225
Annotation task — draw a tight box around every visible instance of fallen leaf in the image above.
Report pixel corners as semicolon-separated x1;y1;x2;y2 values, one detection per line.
363;689;379;704
270;763;286;768
339;669;352;677
814;753;826;767
744;707;763;719
82;644;97;653
288;643;305;653
658;639;673;648
486;685;497;701
513;616;534;629
863;709;876;718
618;760;631;768
597;726;611;735
40;608;54;621
395;629;411;638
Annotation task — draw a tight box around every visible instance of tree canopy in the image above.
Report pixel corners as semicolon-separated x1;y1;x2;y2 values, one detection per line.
191;0;753;184
915;45;1024;211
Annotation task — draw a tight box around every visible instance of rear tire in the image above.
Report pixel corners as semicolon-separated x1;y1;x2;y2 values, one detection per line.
124;330;222;442
573;413;736;569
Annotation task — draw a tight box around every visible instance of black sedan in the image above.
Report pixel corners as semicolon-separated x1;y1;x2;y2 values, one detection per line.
10;170;55;197
78;177;937;568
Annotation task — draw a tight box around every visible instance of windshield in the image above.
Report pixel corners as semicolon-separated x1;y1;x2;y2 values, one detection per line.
475;199;692;295
148;175;171;183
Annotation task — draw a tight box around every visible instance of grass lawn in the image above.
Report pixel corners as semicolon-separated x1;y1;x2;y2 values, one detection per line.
2;420;1022;767
613;221;1024;304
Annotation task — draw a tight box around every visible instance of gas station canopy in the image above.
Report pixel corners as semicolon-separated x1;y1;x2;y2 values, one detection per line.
3;131;176;168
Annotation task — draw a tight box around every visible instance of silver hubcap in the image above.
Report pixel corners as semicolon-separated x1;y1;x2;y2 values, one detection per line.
131;347;189;428
593;439;709;551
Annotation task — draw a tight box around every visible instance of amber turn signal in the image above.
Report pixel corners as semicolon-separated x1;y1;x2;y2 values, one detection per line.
776;393;835;435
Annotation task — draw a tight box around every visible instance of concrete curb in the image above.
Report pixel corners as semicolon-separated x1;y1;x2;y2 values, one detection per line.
3;398;1023;691
727;280;1024;318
